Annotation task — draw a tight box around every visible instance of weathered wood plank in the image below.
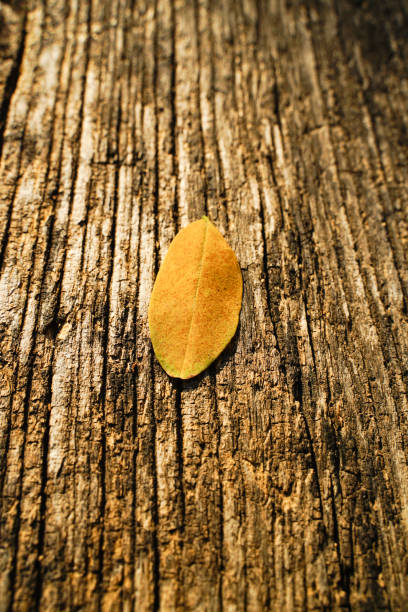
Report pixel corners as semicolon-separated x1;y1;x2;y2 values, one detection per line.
0;0;407;610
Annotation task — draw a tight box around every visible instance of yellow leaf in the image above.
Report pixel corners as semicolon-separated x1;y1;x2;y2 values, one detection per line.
148;216;243;379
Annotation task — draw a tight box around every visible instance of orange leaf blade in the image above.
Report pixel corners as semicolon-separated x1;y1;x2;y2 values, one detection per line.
148;217;243;379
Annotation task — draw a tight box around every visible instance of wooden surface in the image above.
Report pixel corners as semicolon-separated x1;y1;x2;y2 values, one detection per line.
1;0;408;609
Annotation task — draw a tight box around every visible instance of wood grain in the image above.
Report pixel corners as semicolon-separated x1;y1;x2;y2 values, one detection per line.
0;0;407;609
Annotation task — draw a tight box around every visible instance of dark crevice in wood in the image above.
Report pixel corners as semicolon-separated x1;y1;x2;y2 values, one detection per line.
77;175;93;275
208;0;229;229
151;2;161;609
193;0;209;218
238;465;248;612
0;17;27;275
130;233;142;603
149;357;161;612
272;77;282;132
96;76;122;612
302;295;317;376
298;389;326;524
128;3;142;602
0;9;27;160
329;477;351;610
227;0;238;115
69;317;83;610
211;376;224;612
6;359;35;612
301;539;308;612
170;0;179;230
255;210;276;350
152;0;160;278
255;0;263;48
346;522;355;601
175;382;185;533
257;177;273;321
130;361;139;602
263;155;286;361
33;365;53;612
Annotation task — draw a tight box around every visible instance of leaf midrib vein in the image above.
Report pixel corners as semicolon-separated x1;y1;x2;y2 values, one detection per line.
180;219;209;378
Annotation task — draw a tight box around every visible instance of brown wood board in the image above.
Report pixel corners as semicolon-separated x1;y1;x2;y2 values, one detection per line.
0;0;408;609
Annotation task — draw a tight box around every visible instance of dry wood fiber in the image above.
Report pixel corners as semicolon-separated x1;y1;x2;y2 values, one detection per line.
0;0;408;610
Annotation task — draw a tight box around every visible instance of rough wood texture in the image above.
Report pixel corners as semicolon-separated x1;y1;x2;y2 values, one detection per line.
1;0;408;610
